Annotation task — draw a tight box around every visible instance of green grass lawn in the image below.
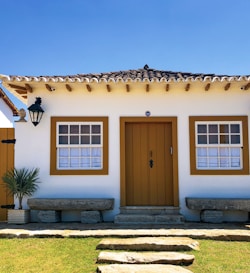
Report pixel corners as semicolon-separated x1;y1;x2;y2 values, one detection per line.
185;239;250;273
0;238;249;273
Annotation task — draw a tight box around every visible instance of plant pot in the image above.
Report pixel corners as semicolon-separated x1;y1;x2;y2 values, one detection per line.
7;209;30;224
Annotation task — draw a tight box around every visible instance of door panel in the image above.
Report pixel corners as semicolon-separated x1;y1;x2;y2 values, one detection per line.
125;123;149;205
125;122;173;206
0;128;14;220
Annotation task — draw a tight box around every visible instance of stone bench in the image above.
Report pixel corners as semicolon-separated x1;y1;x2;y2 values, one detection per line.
185;198;250;223
27;198;114;224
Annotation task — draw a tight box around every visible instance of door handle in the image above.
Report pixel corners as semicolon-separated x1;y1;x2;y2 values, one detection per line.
149;159;154;168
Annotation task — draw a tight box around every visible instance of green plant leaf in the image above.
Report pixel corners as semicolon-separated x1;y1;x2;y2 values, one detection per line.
2;168;40;209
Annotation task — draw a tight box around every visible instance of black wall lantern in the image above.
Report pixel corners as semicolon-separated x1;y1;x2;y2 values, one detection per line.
28;97;44;126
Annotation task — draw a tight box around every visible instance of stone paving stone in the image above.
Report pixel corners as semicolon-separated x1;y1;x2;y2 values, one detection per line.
97;251;195;265
97;237;200;251
0;223;249;241
96;264;193;273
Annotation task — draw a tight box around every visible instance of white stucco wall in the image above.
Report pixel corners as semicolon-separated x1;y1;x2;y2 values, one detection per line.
0;99;14;128
14;82;250;221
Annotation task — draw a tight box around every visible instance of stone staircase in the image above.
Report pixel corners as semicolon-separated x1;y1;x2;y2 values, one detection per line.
114;206;185;225
96;236;198;272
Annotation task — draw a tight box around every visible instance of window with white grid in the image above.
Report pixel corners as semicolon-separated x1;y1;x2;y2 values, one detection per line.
195;121;242;170
57;122;103;170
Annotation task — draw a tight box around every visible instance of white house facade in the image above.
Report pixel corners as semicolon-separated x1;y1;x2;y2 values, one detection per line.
1;66;250;223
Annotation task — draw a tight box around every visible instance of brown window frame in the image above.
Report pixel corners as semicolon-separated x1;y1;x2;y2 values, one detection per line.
50;116;108;175
189;116;249;175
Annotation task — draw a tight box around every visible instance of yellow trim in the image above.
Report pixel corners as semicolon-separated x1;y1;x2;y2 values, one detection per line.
189;116;249;175
120;117;179;206
50;116;108;175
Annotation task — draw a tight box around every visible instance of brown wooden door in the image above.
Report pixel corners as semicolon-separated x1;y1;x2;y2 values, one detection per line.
125;122;173;206
0;128;14;220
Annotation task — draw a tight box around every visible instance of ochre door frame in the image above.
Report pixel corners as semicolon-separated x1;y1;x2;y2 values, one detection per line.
120;117;179;207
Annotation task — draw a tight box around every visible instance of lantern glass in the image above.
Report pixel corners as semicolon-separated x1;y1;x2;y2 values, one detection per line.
28;97;44;126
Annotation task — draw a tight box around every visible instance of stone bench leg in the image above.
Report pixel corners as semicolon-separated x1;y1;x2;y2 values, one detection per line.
81;211;101;224
200;210;223;223
38;210;61;223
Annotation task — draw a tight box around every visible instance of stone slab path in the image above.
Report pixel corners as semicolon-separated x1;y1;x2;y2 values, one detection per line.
0;222;249;241
97;251;195;265
96;237;199;272
97;237;200;251
96;264;193;273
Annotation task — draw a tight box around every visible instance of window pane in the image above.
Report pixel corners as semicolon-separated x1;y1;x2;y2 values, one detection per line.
70;148;79;157
91;158;101;168
220;158;229;168
197;125;206;133
231;158;241;168
70;125;79;134
219;148;229;156
81;158;90;168
92;135;101;144
81;125;90;134
197;147;207;156
220;135;229;144
231;135;240;144
92;147;101;157
209;135;218;144
70;158;79;167
59;136;68;144
59;125;68;134
231;148;240;156
92;125;101;134
81;135;90;144
209;158;218;168
197;158;207;168
81;148;90;156
220;124;229;133
208;148;218;157
59;148;68;157
209;124;218;133
198;135;207;144
70;136;79;144
231;124;240;133
59;158;69;168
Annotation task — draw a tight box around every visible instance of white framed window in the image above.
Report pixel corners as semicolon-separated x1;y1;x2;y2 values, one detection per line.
50;117;108;175
189;116;249;175
195;121;242;170
57;122;103;170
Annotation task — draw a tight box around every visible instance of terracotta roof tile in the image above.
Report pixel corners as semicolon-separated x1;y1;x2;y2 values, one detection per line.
1;65;250;84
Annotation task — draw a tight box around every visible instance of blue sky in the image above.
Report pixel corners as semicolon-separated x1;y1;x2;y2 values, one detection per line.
1;0;250;108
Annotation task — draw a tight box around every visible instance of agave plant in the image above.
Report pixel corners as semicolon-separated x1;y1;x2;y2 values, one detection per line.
2;168;40;209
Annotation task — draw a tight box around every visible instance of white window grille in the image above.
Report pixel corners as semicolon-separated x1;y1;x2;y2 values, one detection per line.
195;121;242;170
56;122;103;170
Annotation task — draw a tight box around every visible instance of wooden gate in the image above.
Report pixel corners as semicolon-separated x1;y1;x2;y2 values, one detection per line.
0;128;15;221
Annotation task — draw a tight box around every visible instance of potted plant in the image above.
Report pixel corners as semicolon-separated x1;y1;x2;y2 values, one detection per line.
2;167;40;224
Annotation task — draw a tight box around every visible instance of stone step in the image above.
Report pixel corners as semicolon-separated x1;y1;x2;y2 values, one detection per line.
120;206;181;215
97;251;195;265
114;214;185;225
97;264;193;273
96;237;200;251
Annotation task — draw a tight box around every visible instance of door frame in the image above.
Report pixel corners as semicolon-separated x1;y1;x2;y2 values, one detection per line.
120;117;179;207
